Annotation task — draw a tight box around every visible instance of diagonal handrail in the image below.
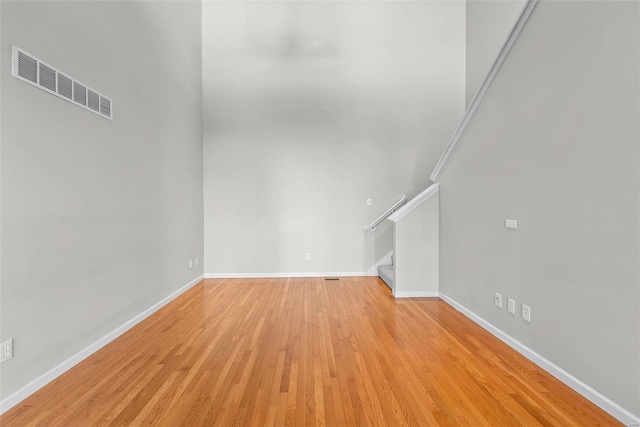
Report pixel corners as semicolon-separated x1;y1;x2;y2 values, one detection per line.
430;0;539;182
387;184;439;223
363;196;407;232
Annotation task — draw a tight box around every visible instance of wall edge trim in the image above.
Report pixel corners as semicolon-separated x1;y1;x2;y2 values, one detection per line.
204;272;377;279
393;291;439;298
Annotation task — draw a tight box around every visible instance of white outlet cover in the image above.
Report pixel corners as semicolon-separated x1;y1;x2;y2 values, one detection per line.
494;292;502;308
304;253;310;261
507;298;516;314
1;339;13;363
367;198;372;206
522;304;531;322
189;259;193;269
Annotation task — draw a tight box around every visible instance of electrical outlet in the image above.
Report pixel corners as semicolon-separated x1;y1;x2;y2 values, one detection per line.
1;339;13;363
304;253;310;261
189;259;193;269
195;257;199;266
367;198;372;206
494;292;502;308
505;219;518;229
508;298;516;315
522;304;531;322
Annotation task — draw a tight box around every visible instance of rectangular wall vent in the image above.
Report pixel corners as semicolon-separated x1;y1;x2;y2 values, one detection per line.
57;74;72;99
11;46;113;120
38;63;56;92
87;89;99;112
99;96;111;117
73;82;87;106
17;51;37;83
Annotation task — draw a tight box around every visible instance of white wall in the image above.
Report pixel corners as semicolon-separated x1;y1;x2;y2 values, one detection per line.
0;1;203;400
466;0;525;106
202;1;465;275
392;193;439;297
441;0;639;418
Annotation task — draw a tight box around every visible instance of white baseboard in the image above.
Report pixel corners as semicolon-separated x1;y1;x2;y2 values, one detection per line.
204;272;376;279
438;293;640;427
205;252;394;280
393;291;439;298
0;274;205;415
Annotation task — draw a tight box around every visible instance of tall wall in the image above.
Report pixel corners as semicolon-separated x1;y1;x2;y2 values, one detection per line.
466;0;525;106
441;0;639;417
202;1;465;275
393;192;439;297
0;1;203;400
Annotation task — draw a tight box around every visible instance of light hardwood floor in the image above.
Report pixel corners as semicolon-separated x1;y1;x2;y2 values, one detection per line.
1;277;620;426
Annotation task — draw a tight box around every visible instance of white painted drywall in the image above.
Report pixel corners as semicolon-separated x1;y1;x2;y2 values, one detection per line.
393;193;439;297
441;1;640;417
202;1;465;275
0;1;203;400
466;0;526;106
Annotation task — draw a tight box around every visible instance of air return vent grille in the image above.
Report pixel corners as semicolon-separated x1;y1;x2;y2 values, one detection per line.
38;63;56;92
73;82;87;106
57;74;72;99
11;46;113;120
100;96;111;117
87;89;99;112
17;52;37;83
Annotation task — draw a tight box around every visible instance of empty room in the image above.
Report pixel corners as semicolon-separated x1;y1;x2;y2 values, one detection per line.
1;0;639;425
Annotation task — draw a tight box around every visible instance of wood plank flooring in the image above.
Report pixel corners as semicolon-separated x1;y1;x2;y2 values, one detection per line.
1;277;621;426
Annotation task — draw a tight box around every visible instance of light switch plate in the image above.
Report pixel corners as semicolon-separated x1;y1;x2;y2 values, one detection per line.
508;298;516;314
505;219;518;229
